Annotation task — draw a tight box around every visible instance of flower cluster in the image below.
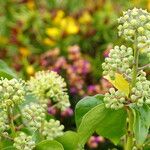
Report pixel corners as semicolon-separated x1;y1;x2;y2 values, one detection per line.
118;8;150;42
27;71;70;111
22;103;46;131
0;111;9;133
67;46;91;96
102;45;134;80
131;71;150;106
42;119;64;140
0;78;25;110
87;136;105;149
104;88;126;110
13;132;35;150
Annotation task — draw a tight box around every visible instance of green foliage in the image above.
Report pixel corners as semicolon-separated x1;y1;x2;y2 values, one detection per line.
75;94;103;127
56;131;79;150
131;104;150;146
35;140;64;150
76;100;127;145
0;60;16;79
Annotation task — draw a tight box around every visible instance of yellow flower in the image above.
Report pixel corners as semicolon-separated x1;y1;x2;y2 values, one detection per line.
79;11;92;24
46;27;61;39
26;65;35;76
43;38;56;46
60;17;79;35
53;10;65;25
19;47;30;57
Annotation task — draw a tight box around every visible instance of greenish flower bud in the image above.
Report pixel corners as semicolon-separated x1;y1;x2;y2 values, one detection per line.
118;8;150;42
0;78;25;111
131;70;150;106
102;45;133;80
138;27;145;34
104;89;126;110
22;103;46;131
42;119;64;140
13;132;35;150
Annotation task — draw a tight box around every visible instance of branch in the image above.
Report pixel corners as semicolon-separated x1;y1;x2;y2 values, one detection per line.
138;63;150;70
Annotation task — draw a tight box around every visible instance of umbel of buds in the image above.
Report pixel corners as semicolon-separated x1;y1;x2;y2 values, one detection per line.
0;78;25;111
118;7;150;57
104;88;126;110
27;71;70;111
102;45;134;80
131;71;150;106
42;119;64;140
13;132;35;150
22;103;46;131
0;111;9;133
118;8;150;41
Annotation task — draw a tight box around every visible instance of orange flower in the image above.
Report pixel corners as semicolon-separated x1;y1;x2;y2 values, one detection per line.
19;47;30;57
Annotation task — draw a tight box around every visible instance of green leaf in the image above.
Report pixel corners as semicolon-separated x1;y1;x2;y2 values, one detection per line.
75;94;104;128
56;131;79;150
35;140;64;150
0;139;14;150
0;60;16;79
2;146;16;150
78;103;127;145
132;104;150;146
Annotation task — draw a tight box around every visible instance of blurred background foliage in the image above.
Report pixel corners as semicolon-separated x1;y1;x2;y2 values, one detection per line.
0;0;150;149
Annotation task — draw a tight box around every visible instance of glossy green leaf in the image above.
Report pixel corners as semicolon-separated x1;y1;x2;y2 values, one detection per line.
75;94;104;127
78;103;127;145
35;140;64;150
132;104;150;146
56;131;79;150
0;60;16;79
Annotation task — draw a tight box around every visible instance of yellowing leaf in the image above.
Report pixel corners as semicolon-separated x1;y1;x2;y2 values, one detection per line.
104;73;130;97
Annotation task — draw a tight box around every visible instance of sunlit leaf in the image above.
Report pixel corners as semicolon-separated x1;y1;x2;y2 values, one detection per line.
104;73;130;96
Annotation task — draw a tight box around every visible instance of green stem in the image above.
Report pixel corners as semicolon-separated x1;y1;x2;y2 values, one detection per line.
125;108;134;150
7;108;16;138
125;35;139;150
131;36;139;88
16;105;24;125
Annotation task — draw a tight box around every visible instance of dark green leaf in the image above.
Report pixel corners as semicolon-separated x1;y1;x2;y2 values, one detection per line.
35;140;64;150
75;94;103;127
78;103;127;145
132;104;150;146
56;131;79;150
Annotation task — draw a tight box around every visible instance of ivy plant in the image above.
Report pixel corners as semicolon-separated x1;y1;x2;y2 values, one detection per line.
0;63;79;150
75;8;150;150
